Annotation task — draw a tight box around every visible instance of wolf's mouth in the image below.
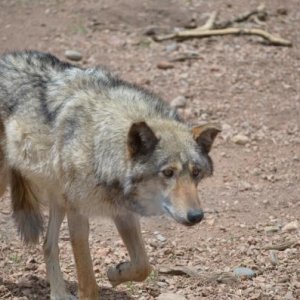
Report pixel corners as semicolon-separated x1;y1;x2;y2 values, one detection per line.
162;203;193;226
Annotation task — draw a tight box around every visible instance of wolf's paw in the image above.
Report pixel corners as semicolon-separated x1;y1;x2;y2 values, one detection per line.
107;261;152;287
50;294;77;300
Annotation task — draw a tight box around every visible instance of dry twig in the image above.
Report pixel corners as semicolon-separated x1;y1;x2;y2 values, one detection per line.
155;27;292;47
153;5;292;47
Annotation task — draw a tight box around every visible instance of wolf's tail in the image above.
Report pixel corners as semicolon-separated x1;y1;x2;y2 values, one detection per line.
10;169;43;244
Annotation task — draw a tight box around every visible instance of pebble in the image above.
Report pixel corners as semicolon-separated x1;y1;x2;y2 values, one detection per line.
265;226;280;233
157;293;187;300
277;8;288;16
252;168;261;176
269;250;278;266
284;291;295;300
239;181;252;191
165;43;178;52
157;61;174;70
233;267;256;278
170;96;187;108
64;50;82;61
156;233;167;242
231;134;250;145
143;26;157;36
282;220;298;232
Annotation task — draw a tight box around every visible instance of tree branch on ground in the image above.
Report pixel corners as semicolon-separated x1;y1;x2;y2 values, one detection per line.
153;5;292;47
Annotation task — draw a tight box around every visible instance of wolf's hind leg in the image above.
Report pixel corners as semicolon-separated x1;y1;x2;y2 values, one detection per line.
43;202;76;300
107;212;152;287
67;211;99;300
0;147;8;197
0;122;7;198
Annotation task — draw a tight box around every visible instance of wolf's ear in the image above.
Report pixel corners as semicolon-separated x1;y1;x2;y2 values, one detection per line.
127;122;159;158
192;123;221;154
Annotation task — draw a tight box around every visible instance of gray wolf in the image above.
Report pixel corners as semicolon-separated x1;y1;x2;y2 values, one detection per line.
0;51;220;299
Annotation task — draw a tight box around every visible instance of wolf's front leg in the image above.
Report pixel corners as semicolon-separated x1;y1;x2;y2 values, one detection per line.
44;203;76;300
67;211;99;300
107;212;152;287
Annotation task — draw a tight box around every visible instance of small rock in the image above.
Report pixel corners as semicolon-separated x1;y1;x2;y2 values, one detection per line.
65;50;82;61
239;181;252;191
170;96;187;108
156;233;167;242
221;123;234;141
233;267;256;278
157;293;187;300
264;226;280;233
282;220;298;232
269;250;278;266
206;218;216;226
157;281;168;287
231;134;250;145
284;291;295;300
143;26;157;36
157;61;174;70
252;168;261;176
277;7;288;16
165;43;178;52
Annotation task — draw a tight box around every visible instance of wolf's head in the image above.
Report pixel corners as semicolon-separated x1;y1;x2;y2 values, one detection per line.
123;120;221;226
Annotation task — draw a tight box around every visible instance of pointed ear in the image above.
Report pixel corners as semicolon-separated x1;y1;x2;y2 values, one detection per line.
192;123;221;154
127;121;159;158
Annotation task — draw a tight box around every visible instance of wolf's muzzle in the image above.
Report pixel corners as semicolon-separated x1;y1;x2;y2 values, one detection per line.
187;209;204;224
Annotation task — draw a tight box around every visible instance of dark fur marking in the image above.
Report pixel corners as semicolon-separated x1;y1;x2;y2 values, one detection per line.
63;118;78;142
0;52;69;120
37;78;55;123
22;74;62;124
8;50;76;71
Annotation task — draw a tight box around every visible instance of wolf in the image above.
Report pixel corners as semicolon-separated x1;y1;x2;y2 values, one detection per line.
0;50;220;299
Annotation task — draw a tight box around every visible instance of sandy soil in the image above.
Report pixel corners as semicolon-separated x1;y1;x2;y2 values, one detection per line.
0;0;299;299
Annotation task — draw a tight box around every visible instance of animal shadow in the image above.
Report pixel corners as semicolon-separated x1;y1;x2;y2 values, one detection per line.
0;275;134;299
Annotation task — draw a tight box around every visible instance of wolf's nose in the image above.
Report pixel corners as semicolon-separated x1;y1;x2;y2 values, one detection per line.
187;210;204;224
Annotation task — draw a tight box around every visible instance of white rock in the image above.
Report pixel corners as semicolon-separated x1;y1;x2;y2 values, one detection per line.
233;267;256;278
231;134;250;145
65;50;82;61
156;234;167;242
157;293;187;300
282;220;298;232
220;123;234;141
165;43;178;52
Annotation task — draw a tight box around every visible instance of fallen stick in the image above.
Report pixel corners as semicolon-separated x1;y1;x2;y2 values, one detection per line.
154;27;292;47
199;11;218;30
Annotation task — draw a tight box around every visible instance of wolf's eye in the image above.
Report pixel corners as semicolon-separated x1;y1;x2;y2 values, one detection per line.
191;167;201;179
162;169;175;178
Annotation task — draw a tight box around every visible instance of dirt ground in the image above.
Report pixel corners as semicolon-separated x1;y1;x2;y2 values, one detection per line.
0;0;299;299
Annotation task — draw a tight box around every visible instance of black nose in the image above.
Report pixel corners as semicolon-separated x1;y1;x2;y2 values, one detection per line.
187;210;204;224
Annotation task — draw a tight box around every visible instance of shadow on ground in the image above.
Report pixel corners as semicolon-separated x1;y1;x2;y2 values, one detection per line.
0;276;133;300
